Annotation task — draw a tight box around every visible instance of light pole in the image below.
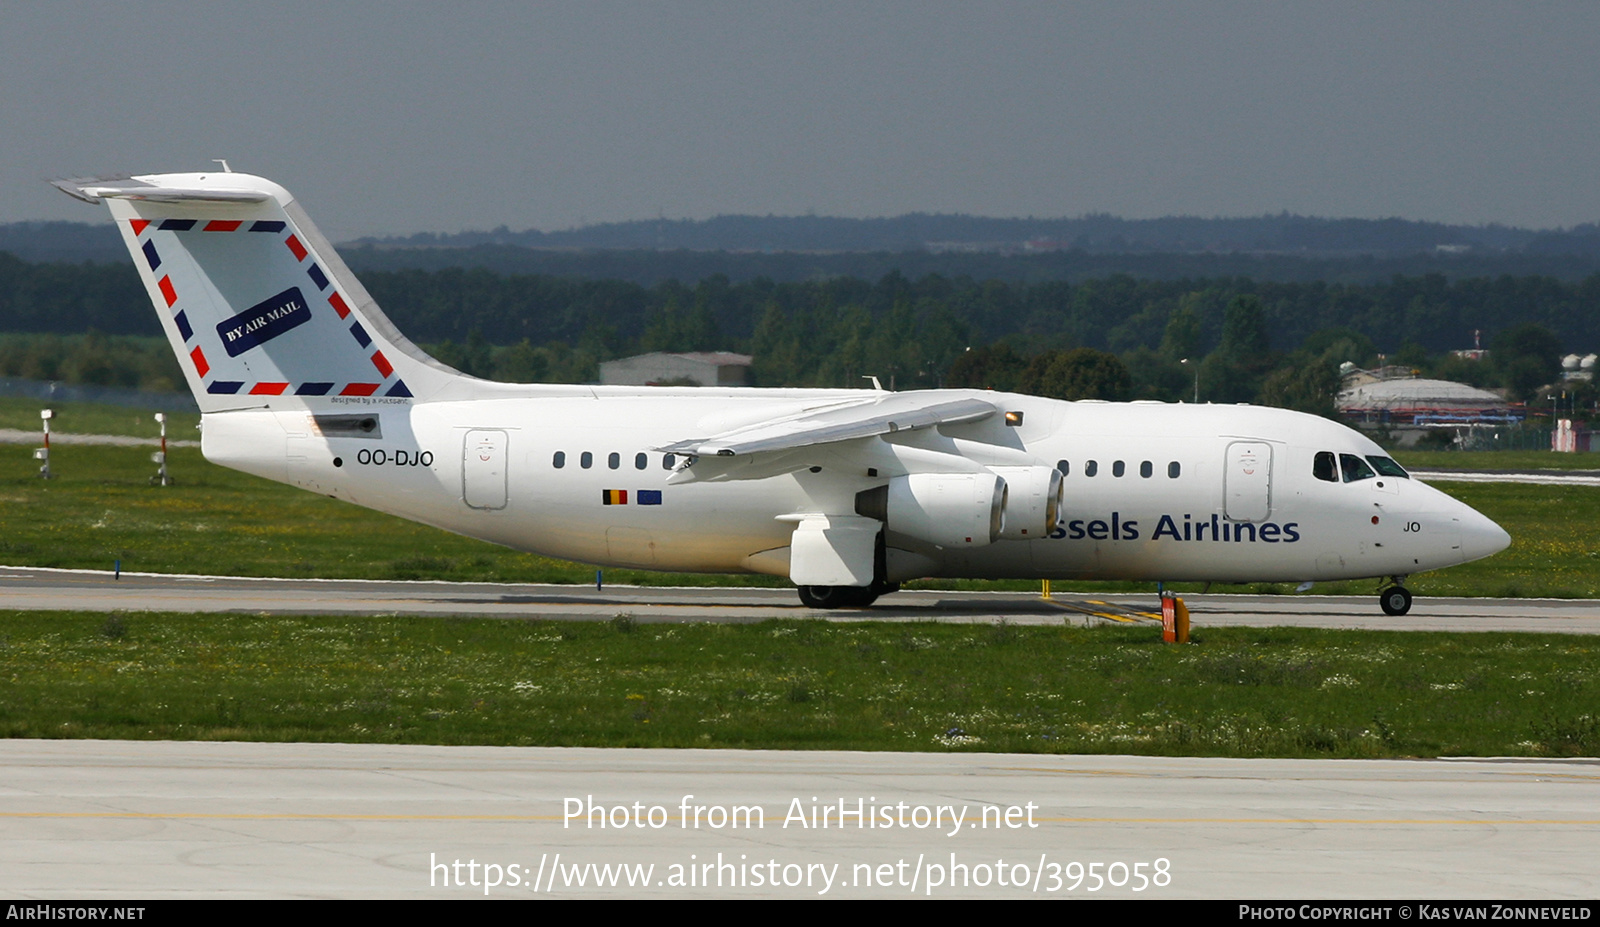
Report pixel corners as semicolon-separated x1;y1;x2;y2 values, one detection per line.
1180;358;1198;403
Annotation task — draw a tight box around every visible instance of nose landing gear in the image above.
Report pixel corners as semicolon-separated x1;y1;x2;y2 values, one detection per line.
1379;579;1413;616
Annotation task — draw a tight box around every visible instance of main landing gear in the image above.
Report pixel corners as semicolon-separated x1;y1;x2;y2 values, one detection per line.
1379;578;1413;616
796;581;900;609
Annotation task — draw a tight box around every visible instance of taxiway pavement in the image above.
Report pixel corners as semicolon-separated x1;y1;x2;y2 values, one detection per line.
2;566;1597;633
1413;468;1600;487
2;739;1595;899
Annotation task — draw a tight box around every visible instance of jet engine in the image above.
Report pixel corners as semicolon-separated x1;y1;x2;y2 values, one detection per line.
855;471;1006;548
990;465;1064;539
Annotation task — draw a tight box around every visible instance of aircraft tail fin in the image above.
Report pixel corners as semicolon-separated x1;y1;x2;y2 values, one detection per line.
54;172;461;413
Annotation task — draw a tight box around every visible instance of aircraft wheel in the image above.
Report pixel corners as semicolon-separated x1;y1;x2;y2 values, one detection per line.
1379;585;1413;616
797;585;878;608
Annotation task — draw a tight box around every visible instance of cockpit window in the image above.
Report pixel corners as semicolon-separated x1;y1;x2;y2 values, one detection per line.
1366;455;1409;478
1339;453;1376;483
1313;451;1338;482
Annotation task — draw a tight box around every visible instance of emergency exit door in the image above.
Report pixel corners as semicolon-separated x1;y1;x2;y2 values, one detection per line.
1224;441;1272;522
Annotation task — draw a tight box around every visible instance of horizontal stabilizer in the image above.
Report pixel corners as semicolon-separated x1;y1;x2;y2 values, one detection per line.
51;176;271;204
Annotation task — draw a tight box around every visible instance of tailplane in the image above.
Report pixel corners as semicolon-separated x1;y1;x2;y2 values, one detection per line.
54;172;460;412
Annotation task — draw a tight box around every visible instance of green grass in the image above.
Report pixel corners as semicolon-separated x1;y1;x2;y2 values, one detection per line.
5;437;1595;759
4;442;1600;597
1;612;1593;757
0;396;199;439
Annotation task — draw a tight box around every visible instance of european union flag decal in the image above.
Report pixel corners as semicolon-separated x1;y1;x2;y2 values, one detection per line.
638;490;663;505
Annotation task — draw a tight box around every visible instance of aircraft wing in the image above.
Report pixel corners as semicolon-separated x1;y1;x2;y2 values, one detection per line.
657;393;998;459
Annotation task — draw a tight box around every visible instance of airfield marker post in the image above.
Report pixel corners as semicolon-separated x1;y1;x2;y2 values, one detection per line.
151;413;172;486
36;409;53;479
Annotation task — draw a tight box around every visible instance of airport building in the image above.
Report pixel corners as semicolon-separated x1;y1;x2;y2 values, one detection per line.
1336;368;1521;447
1338;375;1519;426
599;351;753;387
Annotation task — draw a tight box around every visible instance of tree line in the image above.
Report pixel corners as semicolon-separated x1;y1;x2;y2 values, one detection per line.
0;252;1591;416
22;213;1600;265
942;299;1584;418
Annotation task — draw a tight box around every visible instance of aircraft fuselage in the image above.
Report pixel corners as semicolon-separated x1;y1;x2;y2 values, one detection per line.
201;388;1505;587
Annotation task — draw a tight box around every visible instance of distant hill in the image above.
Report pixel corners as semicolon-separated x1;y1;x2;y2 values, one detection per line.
9;214;1600;286
349;212;1553;256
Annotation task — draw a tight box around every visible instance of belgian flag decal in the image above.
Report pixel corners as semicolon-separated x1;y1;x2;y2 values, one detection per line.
602;489;628;505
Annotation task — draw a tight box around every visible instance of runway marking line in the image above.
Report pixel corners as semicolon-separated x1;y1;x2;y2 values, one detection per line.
1;812;564;821
10;759;1600;782
991;766;1600;783
2;811;1597;826
1040;598;1155;624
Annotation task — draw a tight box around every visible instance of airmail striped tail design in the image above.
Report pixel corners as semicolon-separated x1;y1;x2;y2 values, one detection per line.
57;173;452;413
128;218;405;399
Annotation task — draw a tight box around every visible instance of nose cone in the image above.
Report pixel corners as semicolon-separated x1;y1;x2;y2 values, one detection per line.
1458;506;1511;564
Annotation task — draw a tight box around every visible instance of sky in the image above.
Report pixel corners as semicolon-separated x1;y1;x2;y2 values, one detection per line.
4;2;1599;239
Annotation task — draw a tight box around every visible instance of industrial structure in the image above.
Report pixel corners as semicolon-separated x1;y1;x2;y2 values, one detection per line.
1336;366;1520;447
599;352;753;387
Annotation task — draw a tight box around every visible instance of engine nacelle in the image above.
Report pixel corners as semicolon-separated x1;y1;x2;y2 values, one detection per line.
857;471;1006;548
992;466;1064;539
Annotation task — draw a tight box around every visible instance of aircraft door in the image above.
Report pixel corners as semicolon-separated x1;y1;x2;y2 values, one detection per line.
462;429;508;510
1224;441;1272;522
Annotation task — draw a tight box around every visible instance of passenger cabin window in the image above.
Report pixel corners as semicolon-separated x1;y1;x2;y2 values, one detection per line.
663;453;676;469
1367;455;1409;478
1112;460;1125;477
552;451;566;469
1140;460;1152;478
1168;461;1180;478
580;451;593;469
1056;459;1070;475
1313;451;1337;482
608;452;621;470
635;452;648;470
1340;453;1376;483
1085;460;1098;477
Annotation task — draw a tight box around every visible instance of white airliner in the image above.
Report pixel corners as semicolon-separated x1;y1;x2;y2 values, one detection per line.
55;171;1509;615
